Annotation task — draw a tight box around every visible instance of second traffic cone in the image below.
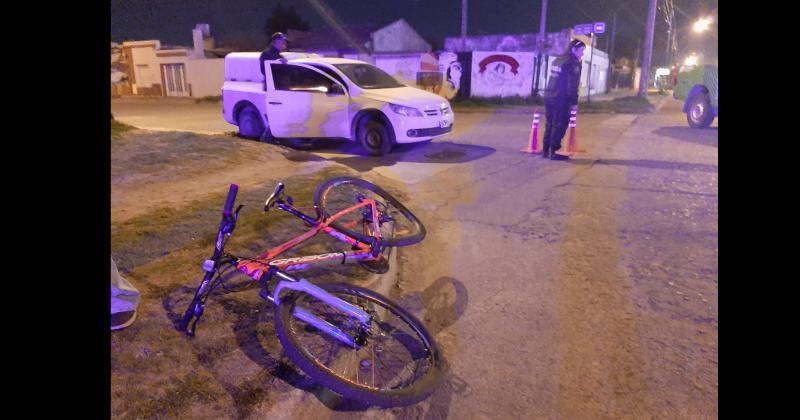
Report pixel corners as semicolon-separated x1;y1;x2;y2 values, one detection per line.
521;110;543;154
558;106;585;156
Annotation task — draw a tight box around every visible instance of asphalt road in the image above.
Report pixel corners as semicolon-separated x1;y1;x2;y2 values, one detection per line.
111;96;718;418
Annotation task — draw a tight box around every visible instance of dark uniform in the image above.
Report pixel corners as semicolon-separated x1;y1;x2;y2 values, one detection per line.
542;52;582;157
259;46;284;91
259;46;282;78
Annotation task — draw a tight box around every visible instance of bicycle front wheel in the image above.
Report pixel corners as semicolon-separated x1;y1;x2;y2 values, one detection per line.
313;177;425;247
274;282;445;407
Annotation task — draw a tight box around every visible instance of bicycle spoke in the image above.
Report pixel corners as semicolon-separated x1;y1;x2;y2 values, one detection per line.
285;288;434;390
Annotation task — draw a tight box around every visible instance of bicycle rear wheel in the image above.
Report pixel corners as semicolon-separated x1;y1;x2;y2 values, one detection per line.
313;177;425;247
274;282;445;407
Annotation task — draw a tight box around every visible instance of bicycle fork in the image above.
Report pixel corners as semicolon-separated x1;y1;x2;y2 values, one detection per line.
270;270;372;349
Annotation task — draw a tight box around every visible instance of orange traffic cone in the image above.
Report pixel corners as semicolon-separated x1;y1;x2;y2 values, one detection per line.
558;106;586;156
521;110;543;154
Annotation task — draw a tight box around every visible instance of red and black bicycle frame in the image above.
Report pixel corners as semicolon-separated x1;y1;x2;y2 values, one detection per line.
235;197;385;282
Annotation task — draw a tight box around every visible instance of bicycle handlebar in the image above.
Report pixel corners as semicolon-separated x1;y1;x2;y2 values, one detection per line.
223;184;239;217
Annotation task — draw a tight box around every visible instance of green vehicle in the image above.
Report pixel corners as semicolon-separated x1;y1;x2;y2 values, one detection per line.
673;65;718;128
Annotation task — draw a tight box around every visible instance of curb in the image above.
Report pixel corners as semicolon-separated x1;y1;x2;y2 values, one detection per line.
363;244;399;299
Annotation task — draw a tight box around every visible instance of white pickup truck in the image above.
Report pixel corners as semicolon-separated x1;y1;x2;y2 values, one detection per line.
222;52;454;156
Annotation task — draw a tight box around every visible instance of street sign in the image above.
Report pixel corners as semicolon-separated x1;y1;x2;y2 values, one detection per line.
574;22;606;35
573;24;593;35
594;22;606;34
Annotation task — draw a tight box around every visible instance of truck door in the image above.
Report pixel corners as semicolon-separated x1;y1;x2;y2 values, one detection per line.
264;62;350;138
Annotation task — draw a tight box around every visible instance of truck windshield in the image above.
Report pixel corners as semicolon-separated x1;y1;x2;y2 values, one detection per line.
333;64;404;89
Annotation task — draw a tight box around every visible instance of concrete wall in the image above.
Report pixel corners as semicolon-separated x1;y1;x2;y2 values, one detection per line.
342;53;374;63
373;54;421;86
444;30;572;56
470;51;537;98
441;30;608;97
126;41;163;95
186;59;225;97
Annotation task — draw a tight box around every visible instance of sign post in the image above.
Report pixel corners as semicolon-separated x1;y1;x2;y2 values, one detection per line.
573;22;605;103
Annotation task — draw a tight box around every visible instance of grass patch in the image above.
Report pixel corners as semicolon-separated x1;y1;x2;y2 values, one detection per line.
111;165;354;276
451;95;544;109
111;165;365;417
111;119;137;139
195;95;222;104
110;130;276;185
579;95;655;114
452;94;656;114
111;128;415;415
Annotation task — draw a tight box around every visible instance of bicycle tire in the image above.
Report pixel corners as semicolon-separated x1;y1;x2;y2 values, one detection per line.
312;177;425;247
274;282;445;407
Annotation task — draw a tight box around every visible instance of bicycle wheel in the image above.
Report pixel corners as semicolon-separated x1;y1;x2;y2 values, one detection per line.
274;282;445;407
313;177;425;247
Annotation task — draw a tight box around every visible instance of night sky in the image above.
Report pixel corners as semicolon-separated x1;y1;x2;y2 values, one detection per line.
111;0;717;64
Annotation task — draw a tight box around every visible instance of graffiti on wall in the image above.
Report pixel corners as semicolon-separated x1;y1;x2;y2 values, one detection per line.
371;52;467;99
471;51;535;98
436;52;462;100
411;52;464;100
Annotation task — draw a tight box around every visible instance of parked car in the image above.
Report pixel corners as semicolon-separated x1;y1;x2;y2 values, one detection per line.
673;64;718;128
222;52;454;155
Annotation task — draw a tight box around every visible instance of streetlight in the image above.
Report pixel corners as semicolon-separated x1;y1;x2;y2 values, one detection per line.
693;17;712;33
683;54;698;66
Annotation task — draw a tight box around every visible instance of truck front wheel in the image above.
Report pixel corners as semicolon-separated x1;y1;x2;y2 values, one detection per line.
357;118;392;156
686;94;715;129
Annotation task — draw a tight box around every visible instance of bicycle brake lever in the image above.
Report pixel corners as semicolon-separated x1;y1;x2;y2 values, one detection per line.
264;182;285;212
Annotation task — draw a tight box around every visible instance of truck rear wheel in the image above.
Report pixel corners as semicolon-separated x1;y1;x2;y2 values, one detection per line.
686;94;714;129
237;105;265;139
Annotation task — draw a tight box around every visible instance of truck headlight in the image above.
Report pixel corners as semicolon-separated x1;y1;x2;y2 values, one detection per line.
389;103;423;117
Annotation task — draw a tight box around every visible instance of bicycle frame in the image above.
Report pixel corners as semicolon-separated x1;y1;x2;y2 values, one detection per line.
235;197;385;279
186;187;389;348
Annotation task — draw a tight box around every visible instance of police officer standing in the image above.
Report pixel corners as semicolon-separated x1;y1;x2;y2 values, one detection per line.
542;39;586;160
260;32;289;89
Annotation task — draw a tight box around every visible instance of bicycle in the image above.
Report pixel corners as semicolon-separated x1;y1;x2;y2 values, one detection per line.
178;176;445;407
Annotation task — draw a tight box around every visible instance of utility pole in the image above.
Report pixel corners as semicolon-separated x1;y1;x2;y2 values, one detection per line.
587;34;596;103
533;0;548;98
638;0;658;97
461;0;468;51
609;12;617;90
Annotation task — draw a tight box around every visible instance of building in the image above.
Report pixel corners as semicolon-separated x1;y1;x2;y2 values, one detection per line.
112;24;229;98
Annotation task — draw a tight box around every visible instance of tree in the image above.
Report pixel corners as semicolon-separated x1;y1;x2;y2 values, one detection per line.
659;0;677;67
264;3;311;39
221;32;265;51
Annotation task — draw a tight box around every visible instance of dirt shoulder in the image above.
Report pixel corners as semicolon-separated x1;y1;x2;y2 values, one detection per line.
111;128;419;419
111;129;335;224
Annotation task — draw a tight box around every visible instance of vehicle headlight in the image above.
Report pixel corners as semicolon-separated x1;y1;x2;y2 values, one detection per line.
389;103;423;117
